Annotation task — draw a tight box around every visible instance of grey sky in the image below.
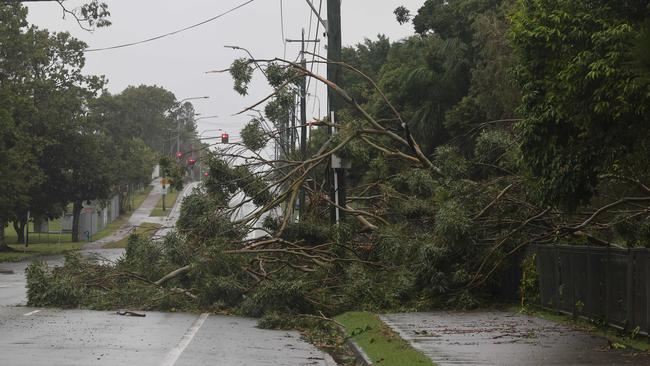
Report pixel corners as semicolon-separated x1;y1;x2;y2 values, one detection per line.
26;0;425;139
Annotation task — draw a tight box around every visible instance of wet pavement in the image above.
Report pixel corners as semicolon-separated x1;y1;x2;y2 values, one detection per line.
0;249;125;307
0;307;336;366
0;179;336;365
154;181;200;237
0;180;197;307
381;311;650;365
84;179;163;250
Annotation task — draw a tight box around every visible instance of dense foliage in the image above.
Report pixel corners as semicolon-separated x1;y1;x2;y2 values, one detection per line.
0;4;200;245
27;0;650;321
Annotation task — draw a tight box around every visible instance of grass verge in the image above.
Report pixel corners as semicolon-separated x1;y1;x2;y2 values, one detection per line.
335;312;436;366
104;223;162;249
516;306;649;352
0;186;155;262
92;186;153;242
132;185;153;211
0;242;85;262
150;189;180;217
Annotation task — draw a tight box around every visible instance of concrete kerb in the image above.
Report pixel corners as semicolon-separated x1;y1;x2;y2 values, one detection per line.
336;325;373;366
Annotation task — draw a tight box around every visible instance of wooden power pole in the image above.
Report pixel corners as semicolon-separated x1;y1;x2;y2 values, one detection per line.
327;0;346;224
287;28;319;218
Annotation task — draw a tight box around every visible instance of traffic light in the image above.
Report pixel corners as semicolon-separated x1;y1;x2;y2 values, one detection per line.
221;133;229;144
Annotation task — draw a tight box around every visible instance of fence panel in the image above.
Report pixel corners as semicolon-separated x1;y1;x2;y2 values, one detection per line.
632;250;648;332
534;245;650;334
585;248;607;319
536;246;557;309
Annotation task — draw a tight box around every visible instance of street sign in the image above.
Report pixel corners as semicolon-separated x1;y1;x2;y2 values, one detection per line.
161;187;168;195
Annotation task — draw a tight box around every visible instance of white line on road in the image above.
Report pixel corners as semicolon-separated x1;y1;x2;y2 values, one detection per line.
23;310;42;316
160;313;209;366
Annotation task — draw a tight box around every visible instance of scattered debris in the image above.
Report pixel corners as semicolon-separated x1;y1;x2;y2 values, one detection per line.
116;310;146;317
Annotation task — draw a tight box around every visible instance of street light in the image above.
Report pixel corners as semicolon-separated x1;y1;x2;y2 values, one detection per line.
224;46;268;78
179;96;209;104
199;128;224;140
176;96;210;155
196;115;219;121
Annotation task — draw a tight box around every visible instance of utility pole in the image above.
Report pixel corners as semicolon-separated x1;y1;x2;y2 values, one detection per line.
299;28;308;218
287;28;319;218
327;0;346;224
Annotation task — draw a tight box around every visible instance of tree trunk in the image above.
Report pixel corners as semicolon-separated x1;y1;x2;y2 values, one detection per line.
119;185;128;214
12;219;26;244
71;200;82;242
0;219;8;252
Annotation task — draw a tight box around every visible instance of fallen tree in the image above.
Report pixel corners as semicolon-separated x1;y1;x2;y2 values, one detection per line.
25;55;650;316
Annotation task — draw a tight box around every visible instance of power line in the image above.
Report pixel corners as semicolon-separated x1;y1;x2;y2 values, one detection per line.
84;0;256;52
306;0;323;97
280;0;287;58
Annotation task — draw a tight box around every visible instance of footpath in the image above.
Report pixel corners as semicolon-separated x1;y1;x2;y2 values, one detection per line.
0;180;197;306
83;179;161;250
379;311;650;365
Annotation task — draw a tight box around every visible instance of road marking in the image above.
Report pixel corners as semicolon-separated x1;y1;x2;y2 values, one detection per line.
160;313;209;366
23;310;42;316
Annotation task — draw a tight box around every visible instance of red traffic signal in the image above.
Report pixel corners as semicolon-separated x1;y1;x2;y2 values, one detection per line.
175;152;183;159
221;133;229;144
187;158;197;166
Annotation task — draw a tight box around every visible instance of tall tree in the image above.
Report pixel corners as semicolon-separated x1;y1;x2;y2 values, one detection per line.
0;4;43;249
511;0;650;208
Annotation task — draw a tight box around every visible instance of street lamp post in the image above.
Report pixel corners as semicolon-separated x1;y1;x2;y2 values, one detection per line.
196;115;219;122
176;96;210;155
224;46;269;79
197;128;225;178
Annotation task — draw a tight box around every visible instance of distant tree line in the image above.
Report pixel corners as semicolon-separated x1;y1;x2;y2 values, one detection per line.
0;3;200;246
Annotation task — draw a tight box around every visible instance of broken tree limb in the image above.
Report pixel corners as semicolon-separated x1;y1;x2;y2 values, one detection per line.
155;265;191;286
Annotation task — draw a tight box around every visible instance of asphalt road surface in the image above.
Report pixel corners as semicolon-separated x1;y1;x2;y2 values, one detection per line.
0;180;336;365
0;248;125;307
0;307;336;366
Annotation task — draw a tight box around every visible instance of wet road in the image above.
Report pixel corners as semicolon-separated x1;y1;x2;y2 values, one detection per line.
0;307;335;366
0;179;336;365
0;180;197;307
0;249;125;307
381;312;650;365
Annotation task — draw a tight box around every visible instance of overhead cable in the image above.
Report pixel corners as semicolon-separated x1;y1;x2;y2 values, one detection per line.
85;0;256;52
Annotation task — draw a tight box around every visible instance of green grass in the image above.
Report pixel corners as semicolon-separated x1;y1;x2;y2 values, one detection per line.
3;219;72;243
0;242;85;262
335;312;436;366
86;186;154;242
104;223;162;249
150;189;180;217
0;186;155;262
132;185;153;210
517;306;649;352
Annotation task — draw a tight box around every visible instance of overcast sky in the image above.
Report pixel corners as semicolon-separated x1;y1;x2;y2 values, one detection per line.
26;0;425;138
